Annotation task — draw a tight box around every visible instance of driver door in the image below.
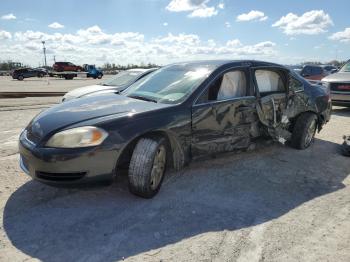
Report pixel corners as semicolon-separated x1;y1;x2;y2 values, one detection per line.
191;67;259;157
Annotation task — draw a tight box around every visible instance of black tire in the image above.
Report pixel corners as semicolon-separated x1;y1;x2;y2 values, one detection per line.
128;137;167;198
290;112;318;150
64;75;74;80
97;74;103;79
17;75;24;81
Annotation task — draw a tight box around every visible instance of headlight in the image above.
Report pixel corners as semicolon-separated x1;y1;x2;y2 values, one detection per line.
46;126;108;148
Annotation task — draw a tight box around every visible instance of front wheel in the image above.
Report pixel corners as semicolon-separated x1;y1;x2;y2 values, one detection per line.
97;74;103;79
17;75;24;81
290;112;318;149
128;137;167;198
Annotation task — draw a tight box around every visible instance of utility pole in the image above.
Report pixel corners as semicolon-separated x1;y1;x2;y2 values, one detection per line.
41;41;47;68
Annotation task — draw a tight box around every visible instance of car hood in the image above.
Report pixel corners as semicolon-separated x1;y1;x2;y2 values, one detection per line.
63;84;126;101
27;94;170;140
323;72;350;83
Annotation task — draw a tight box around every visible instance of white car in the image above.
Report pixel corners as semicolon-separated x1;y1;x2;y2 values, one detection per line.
62;68;158;102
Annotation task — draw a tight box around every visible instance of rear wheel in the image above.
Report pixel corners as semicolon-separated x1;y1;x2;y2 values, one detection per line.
97;74;103;79
64;75;74;80
290;112;318;149
17;75;24;81
128;137;167;198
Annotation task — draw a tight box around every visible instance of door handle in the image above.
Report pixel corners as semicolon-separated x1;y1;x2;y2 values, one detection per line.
236;105;251;112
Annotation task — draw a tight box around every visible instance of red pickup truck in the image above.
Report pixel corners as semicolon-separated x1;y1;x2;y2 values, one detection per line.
53;62;83;72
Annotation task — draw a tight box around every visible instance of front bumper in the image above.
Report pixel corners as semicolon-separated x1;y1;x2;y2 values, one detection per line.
19;136;118;186
331;91;350;107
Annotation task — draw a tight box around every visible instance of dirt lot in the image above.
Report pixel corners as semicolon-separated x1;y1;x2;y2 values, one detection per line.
0;75;112;93
0;96;349;262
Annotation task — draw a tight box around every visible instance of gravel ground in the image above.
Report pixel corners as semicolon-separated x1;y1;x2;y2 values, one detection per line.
0;75;112;93
0;98;349;262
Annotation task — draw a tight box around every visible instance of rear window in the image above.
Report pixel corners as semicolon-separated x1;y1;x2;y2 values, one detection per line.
102;71;144;87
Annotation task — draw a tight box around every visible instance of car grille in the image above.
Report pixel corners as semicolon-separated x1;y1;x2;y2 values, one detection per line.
330;83;350;92
36;171;87;181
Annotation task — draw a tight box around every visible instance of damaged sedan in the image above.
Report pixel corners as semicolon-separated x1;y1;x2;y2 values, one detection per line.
19;60;332;198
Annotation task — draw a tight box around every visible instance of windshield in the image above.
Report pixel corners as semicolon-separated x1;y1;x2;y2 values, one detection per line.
122;64;215;104
102;70;145;87
340;62;350;72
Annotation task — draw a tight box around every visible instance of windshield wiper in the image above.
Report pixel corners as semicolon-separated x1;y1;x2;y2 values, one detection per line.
128;95;157;103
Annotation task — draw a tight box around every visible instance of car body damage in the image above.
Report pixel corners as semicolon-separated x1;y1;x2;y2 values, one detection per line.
19;60;332;197
255;69;331;144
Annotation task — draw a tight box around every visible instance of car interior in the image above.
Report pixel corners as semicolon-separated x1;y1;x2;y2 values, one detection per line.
197;70;248;103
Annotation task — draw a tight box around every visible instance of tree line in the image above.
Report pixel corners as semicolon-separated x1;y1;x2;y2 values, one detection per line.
101;62;159;70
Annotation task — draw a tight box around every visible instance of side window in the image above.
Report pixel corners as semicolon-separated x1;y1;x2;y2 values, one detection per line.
255;70;285;95
303;66;311;75
197;70;247;103
312;67;322;75
289;75;304;92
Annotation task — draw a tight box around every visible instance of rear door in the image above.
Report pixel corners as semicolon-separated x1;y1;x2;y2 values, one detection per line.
191;67;259;156
251;66;290;142
27;69;36;77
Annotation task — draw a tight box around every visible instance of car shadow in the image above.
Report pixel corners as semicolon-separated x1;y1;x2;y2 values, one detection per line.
3;138;349;261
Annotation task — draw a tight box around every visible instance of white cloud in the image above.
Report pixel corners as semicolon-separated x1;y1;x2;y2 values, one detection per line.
48;22;64;29
0;30;11;40
329;28;350;42
166;0;219;18
153;33;200;45
15;31;47;41
163;22;168;26
218;3;224;9
225;22;231;28
272;10;333;35
1;25;278;66
226;39;242;47
188;6;218;18
166;0;209;12
236;10;268;22
1;13;16;20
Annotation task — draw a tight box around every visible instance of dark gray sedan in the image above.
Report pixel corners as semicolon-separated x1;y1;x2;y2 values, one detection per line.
19;60;332;198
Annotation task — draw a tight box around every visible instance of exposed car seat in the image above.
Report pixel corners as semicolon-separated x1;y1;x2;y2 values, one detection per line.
217;71;246;100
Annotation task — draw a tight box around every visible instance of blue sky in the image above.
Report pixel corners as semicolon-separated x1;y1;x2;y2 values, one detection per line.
0;0;349;66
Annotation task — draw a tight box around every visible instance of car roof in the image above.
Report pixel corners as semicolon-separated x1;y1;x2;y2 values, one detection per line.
303;64;322;68
126;68;157;72
166;60;286;69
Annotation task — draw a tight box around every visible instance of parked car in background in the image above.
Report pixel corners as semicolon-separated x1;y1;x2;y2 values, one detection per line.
300;65;329;81
19;60;331;198
321;65;338;75
287;65;303;75
53;62;83;72
11;67;47;80
322;60;350;107
62;68;158;102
